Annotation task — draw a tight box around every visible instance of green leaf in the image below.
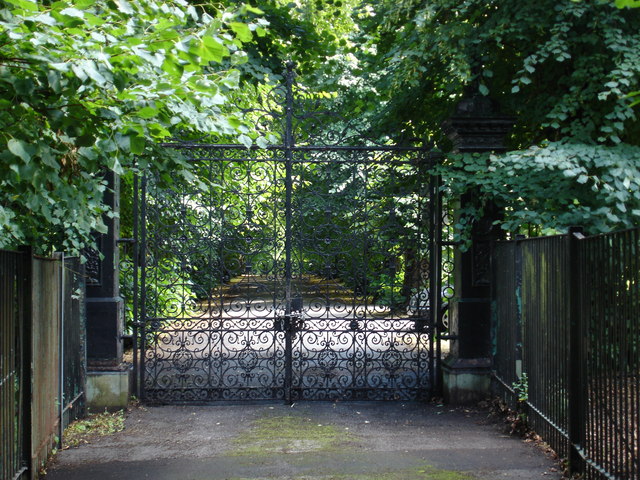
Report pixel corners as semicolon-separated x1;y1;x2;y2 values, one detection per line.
255;136;269;149
478;83;489;96
616;0;640;8
50;62;71;72
82;61;108;85
4;0;38;12
115;0;134;15
47;71;61;93
59;7;85;18
137;106;159;119
71;64;88;81
109;156;124;175
238;134;252;148
201;37;227;63
85;12;105;26
228;116;243;129
129;135;145;155
230;22;252;42
243;5;264;14
162;55;184;77
7;139;34;163
148;123;171;138
33;13;57;26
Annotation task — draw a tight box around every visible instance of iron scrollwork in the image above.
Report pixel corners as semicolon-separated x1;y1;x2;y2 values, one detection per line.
137;66;445;403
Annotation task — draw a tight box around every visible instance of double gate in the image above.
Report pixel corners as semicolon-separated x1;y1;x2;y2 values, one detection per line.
133;69;449;403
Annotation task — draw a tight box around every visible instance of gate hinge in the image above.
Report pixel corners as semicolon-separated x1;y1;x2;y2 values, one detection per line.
439;333;458;341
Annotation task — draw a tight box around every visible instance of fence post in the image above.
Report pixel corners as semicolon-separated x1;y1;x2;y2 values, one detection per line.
56;252;64;451
18;246;33;479
568;226;586;475
514;235;524;380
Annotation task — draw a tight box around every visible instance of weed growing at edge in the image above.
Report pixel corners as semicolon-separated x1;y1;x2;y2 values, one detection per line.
62;410;125;448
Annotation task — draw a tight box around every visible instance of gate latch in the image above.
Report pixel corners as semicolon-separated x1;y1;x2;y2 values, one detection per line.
275;315;304;333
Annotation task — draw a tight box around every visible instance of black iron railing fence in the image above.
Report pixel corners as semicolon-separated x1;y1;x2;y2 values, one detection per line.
0;250;27;480
492;228;640;480
0;249;86;480
60;256;86;432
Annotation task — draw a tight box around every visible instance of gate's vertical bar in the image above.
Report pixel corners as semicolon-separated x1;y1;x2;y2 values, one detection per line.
132;172;140;400
568;226;585;475
283;62;295;404
139;175;148;402
429;158;443;397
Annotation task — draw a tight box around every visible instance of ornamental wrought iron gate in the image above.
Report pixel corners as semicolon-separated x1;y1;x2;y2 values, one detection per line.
133;67;450;403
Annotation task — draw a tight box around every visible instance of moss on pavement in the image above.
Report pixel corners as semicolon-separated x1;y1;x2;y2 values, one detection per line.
226;465;477;479
231;414;356;455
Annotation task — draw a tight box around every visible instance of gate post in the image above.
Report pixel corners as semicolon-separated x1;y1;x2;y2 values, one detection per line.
441;94;514;404
84;171;129;410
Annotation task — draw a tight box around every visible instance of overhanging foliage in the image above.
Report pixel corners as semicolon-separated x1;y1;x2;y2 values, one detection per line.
441;142;640;243
349;0;640;146
0;0;263;253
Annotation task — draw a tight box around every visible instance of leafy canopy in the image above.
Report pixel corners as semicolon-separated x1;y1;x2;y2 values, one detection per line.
343;0;640;237
0;0;261;253
441;142;640;243
231;0;358;84
3;0;640;254
350;0;640;146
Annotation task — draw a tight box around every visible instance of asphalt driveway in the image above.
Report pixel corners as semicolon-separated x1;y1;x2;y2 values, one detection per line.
44;402;563;480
